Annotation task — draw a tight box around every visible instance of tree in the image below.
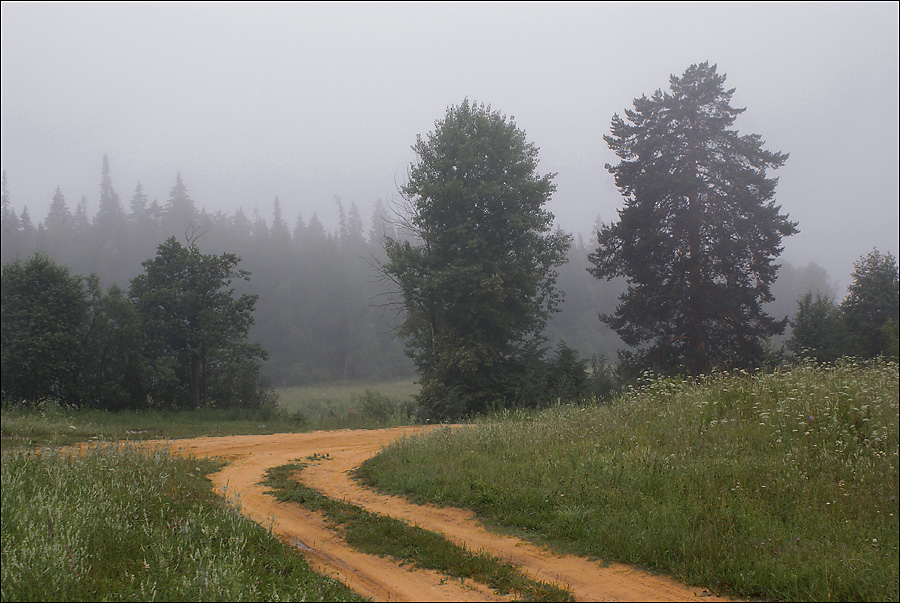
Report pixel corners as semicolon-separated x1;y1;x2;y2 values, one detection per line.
382;99;570;420
787;291;848;363
589;63;798;375
129;236;267;409
1;254;88;404
162;173;198;236
841;248;899;359
80;278;147;410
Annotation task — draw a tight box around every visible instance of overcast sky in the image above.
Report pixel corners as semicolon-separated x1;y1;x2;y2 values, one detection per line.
2;2;898;290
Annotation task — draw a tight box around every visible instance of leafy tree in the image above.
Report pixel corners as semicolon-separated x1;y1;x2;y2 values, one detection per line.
589;62;798;375
129;236;267;409
841;248;899;359
787;291;848;363
1;254;88;404
80;278;146;410
382;99;570;420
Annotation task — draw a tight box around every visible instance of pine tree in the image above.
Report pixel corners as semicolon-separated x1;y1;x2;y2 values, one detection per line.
163;173;198;236
95;154;126;228
589;63;798;374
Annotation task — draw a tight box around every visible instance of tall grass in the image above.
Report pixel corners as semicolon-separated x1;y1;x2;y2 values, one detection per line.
357;359;900;601
1;443;364;602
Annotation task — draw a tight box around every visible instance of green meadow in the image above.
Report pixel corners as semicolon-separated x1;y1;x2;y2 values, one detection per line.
3;363;898;601
356;359;900;602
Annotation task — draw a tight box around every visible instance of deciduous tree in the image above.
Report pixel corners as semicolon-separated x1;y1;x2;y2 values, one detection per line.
129;236;267;409
1;254;88;403
841;248;899;359
382;100;570;419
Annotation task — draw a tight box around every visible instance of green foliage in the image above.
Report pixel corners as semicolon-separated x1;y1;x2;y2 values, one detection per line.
786;249;899;363
382;99;571;420
1;444;363;601
130;236;268;409
1;253;89;404
358;360;899;602
590;63;798;375
2;241;270;411
544;342;590;403
787;291;849;363
841;248;899;359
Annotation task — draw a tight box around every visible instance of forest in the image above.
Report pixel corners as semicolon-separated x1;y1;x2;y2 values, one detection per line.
2;71;896;417
0;161;864;396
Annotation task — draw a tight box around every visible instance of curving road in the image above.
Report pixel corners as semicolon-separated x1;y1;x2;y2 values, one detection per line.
164;426;732;602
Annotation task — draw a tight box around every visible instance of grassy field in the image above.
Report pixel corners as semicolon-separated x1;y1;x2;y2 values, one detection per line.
275;378;420;430
0;403;307;448
1;443;364;602
0;379;421;448
356;359;900;602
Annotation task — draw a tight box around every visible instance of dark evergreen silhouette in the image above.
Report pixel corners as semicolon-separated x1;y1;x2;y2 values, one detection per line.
590;63;798;374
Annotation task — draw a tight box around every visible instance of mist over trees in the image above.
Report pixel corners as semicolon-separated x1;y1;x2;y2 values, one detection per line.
789;249;900;363
2;72;893;415
1;241;270;410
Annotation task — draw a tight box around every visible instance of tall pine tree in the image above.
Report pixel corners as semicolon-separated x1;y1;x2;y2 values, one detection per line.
589;63;798;374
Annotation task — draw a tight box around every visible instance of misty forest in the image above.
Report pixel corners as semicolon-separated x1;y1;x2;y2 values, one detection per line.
1;63;898;420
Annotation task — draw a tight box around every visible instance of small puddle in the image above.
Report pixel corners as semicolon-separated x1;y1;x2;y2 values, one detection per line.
288;537;314;552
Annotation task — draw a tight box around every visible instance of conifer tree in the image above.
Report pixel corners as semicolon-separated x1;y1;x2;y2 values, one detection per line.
589;63;798;374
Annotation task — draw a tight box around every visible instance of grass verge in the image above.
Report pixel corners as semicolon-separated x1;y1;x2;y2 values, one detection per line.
356;359;900;602
1;379;421;449
262;458;573;602
0;403;307;448
1;443;365;602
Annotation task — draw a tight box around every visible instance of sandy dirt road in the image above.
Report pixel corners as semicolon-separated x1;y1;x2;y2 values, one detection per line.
164;426;731;602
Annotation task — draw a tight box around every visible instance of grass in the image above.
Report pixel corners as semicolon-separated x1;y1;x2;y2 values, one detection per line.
1;443;365;602
0;402;307;448
275;378;420;430
356;359;900;602
1;379;421;448
262;458;573;602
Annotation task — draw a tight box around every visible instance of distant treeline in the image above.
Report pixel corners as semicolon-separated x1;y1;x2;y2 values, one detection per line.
0;162;844;387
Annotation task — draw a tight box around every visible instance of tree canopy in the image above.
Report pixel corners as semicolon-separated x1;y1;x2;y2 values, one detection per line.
130;236;267;409
382;100;570;419
1;254;88;404
589;62;798;374
841;248;899;359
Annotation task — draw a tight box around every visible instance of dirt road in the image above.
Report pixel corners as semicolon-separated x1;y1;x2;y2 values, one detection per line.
165;426;730;602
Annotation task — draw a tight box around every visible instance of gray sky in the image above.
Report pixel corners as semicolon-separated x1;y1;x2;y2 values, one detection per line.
2;2;898;290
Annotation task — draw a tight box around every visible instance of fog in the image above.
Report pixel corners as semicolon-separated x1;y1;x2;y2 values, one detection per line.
2;2;898;290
